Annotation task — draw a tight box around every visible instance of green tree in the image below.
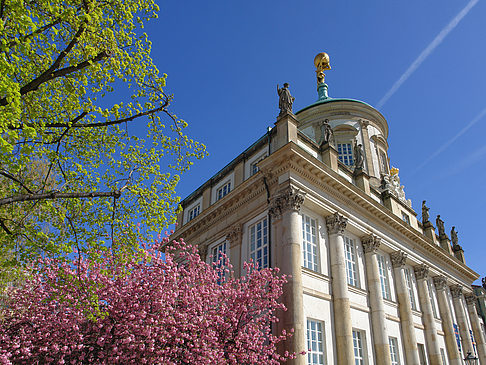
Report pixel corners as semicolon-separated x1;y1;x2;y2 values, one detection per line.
0;0;206;266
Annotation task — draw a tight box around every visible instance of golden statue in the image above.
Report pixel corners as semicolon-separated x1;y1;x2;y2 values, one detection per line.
314;52;331;84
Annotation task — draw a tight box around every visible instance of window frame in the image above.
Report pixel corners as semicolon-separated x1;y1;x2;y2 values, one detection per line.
404;267;417;310
389;337;400;365
377;253;392;301
249;216;269;269
428;279;439;318
337;142;354;167
216;180;231;201
344;236;359;287
401;211;410;225
302;214;319;272
207;239;228;284
211;173;234;204
184;196;203;224
352;329;366;365
306;318;326;365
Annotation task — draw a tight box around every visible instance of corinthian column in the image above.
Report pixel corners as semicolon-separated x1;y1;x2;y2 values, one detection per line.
465;294;486;364
434;276;462;365
450;285;474;356
414;264;442;365
361;234;391;365
269;186;306;364
390;250;420;365
325;212;354;365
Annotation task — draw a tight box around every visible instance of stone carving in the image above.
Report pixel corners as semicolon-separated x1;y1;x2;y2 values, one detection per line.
277;83;295;116
354;142;364;170
361;234;381;253
390;250;407;268
269;186;305;219
436;215;446;238
450;284;463;298
325;212;348;235
422;200;430;224
482;277;486;290
465;294;477;306
433;276;448;290
450;226;458;246
318;119;334;146
414;264;429;280
380;168;412;207
226;224;242;245
198;244;208;261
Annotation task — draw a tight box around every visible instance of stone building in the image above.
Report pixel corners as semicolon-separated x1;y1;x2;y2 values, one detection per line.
172;54;485;364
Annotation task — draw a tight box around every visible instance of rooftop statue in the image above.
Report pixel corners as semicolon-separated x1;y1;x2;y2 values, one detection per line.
482;277;486;290
451;226;459;246
354;142;364;170
277;83;295;116
319;119;334;146
422;200;430;224
314;52;331;84
436;215;446;238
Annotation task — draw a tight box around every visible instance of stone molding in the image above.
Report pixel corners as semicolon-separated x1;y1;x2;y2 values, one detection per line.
268;186;306;219
414;264;429;280
325;212;348;235
361;234;381;253
465;294;477;307
450;284;463;298
433;276;448;291
225;224;242;246
390;250;407;268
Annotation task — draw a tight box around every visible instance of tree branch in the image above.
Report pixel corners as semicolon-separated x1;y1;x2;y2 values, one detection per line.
7;18;63;48
0;170;34;194
0;190;122;206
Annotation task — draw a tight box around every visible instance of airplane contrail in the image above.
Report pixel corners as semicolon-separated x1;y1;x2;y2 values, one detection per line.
376;0;479;109
413;106;486;174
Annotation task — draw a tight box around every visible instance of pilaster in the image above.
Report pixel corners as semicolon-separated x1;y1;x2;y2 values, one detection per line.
434;276;462;365
391;250;420;365
359;120;375;178
326;212;354;365
274;111;299;152
320;143;339;172
450;285;474;356
465;294;486;364
226;224;242;277
361;234;391;365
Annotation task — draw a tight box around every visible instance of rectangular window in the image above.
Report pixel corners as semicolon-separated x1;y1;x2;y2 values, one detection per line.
401;211;410;225
188;204;200;221
440;348;448;365
379;150;388;174
211;241;227;284
249;217;269;269
404;268;416;310
217;181;231;201
302;215;319;271
344;236;358;287
352;330;365;365
377;254;392;300
417;343;427;365
337;143;354;166
389;337;400;365
250;154;267;176
306;319;325;365
428;280;438;318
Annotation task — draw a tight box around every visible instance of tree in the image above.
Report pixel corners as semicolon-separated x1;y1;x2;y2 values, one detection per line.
0;238;296;364
0;0;206;265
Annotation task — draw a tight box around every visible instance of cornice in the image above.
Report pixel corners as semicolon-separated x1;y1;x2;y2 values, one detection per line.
264;142;478;282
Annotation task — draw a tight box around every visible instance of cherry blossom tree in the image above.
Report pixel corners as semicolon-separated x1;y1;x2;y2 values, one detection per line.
0;238;296;364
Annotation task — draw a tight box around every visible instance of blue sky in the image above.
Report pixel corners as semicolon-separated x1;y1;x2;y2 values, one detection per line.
145;1;486;282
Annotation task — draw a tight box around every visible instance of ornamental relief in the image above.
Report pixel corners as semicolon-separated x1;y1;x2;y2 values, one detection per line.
433;276;448;291
325;212;348;235
413;264;429;280
361;234;381;253
390;250;407;268
450;284;463;298
268;186;306;219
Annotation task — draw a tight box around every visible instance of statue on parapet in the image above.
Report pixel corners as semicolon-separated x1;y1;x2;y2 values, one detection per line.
319;119;334;146
277;83;295;116
354;142;364;170
451;226;459;246
436;215;446;238
482;277;486;290
422;200;430;224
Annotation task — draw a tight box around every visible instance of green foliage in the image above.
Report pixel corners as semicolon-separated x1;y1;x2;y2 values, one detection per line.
0;0;206;270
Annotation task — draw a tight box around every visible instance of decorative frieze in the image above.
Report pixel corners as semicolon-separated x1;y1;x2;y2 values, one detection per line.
414;264;429;280
361;234;381;253
450;284;463;298
268;186;306;219
390;250;407;268
226;224;242;246
325;212;348;235
433;276;448;291
465;294;477;307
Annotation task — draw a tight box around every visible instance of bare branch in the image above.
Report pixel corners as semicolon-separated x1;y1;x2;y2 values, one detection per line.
0;190;122;206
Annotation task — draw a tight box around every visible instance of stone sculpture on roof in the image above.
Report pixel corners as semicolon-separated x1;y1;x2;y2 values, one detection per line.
277;83;295;116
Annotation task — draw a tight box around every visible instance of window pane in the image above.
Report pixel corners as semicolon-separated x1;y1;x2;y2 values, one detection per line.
249;217;269;269
307;319;325;365
389;337;400;365
344;237;358;287
302;215;319;271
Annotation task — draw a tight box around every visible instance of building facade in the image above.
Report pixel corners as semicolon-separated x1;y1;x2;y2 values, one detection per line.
172;55;485;365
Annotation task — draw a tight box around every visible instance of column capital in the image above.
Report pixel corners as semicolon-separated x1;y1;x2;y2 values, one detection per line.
225;224;242;246
361;234;381;253
465;294;477;307
326;212;348;235
198;244;208;261
268;186;306;219
390;250;407;268
450;284;463;298
433;276;448;290
413;264;429;280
